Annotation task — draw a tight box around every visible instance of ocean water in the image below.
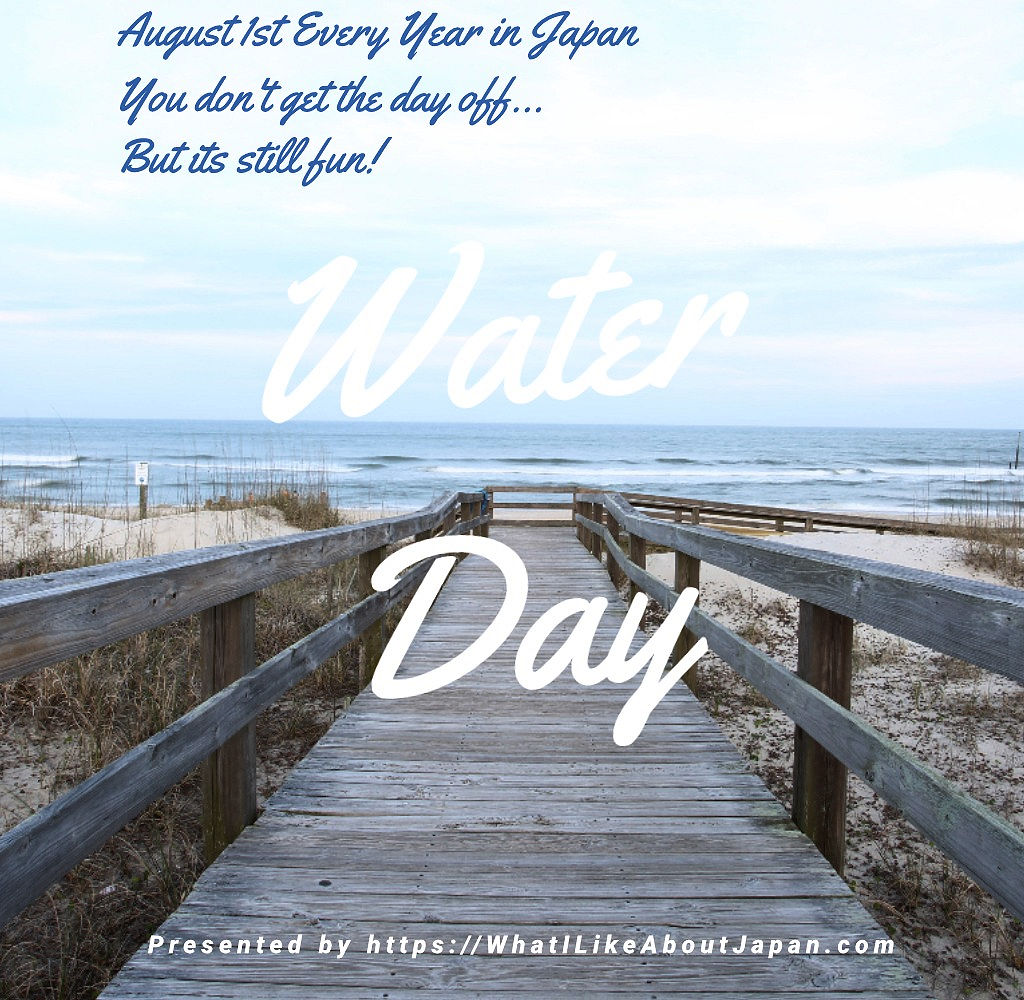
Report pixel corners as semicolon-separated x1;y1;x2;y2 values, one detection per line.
0;419;1021;515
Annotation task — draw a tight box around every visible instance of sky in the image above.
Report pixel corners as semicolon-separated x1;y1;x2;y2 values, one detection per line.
1;1;1022;427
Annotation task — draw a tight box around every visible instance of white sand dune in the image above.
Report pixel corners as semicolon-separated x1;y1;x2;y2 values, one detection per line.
0;504;405;563
0;505;302;562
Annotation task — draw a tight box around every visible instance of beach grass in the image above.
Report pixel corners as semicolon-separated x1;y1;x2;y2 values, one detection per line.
953;499;1024;587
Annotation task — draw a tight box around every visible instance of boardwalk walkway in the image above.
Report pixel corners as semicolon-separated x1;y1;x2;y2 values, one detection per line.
103;527;927;998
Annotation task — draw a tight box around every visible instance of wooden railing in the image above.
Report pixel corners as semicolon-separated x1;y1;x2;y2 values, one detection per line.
488;484;934;534
573;492;1024;923
0;490;490;929
485;484;575;525
617;491;940;534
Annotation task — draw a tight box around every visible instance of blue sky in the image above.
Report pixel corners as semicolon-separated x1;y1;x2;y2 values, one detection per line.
1;1;1022;426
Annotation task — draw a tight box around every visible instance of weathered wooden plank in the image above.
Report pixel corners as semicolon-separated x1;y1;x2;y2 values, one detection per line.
102;948;923;995
605;507;624;591
118;908;894;938
480;491;492;538
105;987;930;1000
486;484;579;493
493;501;575;510
619;490;927;533
638;510;804;532
673;510;701;691
217;845;832;872
357;544;386;689
628;531;647;603
581;499;595;549
490;518;575;527
157;884;887;926
277;774;773;796
197;865;851;898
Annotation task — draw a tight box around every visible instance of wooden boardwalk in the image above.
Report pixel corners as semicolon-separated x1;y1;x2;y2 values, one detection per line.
103;527;928;998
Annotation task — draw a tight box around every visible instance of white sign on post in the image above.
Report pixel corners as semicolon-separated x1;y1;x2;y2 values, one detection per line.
134;462;149;487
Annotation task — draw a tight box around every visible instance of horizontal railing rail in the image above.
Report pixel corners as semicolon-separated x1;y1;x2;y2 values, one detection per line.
0;490;491;929
599;493;1024;683
484;485;575;526
618;491;937;534
573;492;1024;924
486;484;934;534
0;492;487;684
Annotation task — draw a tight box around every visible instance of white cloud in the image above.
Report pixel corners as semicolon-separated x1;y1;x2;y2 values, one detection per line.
0;327;283;351
811;172;1024;248
894;287;970;305
0;171;96;214
724;325;1024;387
39;250;147;264
0;303;204;326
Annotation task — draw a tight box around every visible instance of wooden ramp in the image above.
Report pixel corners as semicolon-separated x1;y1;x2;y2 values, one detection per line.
103;527;928;998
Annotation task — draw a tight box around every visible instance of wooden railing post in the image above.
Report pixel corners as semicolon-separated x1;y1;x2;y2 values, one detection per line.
481;491;492;537
201;593;257;864
792;600;854;874
581;500;595;549
673;509;701;692
606;510;624;590
358;545;386;689
589;501;603;559
628;533;647;602
573;492;583;543
460;498;473;535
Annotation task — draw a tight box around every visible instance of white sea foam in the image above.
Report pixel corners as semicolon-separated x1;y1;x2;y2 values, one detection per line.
159;459;362;475
0;453;80;466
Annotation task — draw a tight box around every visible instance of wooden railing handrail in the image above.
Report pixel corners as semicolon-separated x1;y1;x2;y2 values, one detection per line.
0;490;485;683
574;494;1024;924
600;492;1024;685
485;483;580;494
617;491;927;532
4;482;1020;931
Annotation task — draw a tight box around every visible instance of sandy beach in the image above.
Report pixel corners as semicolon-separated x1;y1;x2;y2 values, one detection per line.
0;502;408;564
